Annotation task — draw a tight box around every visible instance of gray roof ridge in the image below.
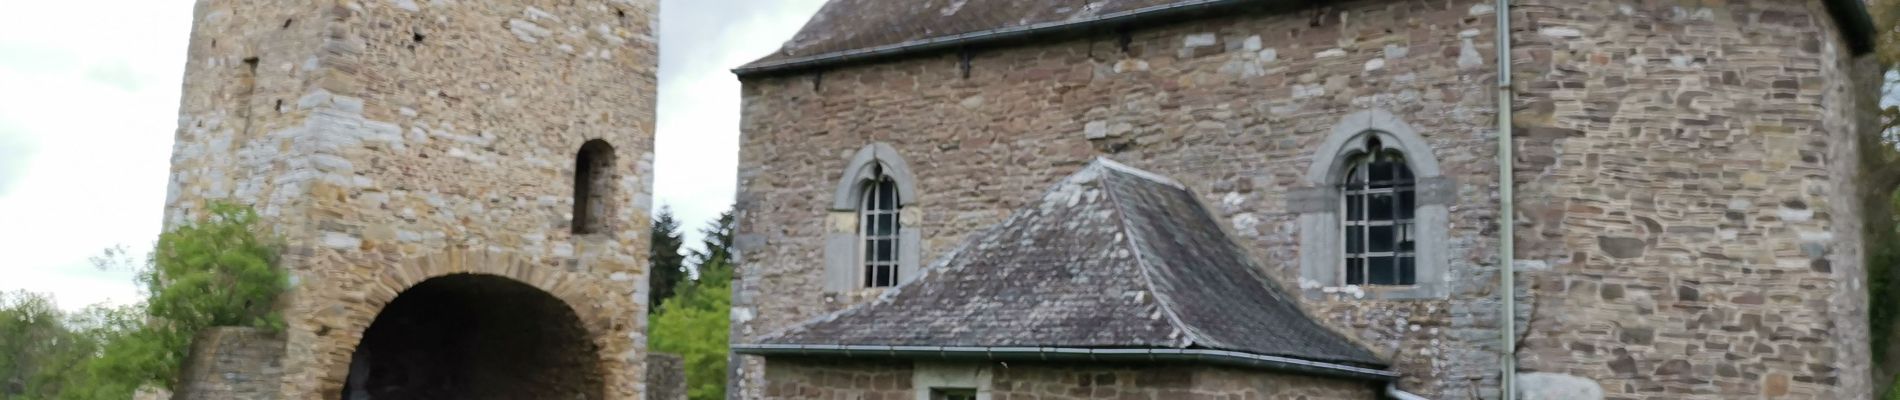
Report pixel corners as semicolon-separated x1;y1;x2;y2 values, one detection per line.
1090;158;1209;351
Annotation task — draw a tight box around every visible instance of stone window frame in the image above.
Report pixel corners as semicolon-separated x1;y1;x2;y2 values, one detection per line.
911;362;991;400
824;143;922;292
1292;110;1454;300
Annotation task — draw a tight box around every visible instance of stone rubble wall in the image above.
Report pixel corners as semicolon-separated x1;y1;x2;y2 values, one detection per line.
648;353;689;400
1508;0;1874;398
167;0;659;398
758;359;1375;400
173;328;287;400
734;0;1506;398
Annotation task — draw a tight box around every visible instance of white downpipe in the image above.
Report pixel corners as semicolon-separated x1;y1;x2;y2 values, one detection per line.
1495;0;1518;399
1386;384;1432;400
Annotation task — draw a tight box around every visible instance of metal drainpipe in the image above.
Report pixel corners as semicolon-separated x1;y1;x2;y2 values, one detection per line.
1495;0;1518;398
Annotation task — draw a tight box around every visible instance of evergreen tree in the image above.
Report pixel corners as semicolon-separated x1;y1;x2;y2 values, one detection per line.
648;207;688;313
650;207;737;400
1867;1;1898;396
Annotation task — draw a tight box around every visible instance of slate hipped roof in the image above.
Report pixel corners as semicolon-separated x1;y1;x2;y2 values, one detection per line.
749;159;1385;368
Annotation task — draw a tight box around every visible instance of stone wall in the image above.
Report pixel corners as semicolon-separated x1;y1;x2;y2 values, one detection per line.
166;0;658;398
648;353;688;400
1508;0;1874;398
757;359;1376;400
174;328;286;400
733;0;1505;398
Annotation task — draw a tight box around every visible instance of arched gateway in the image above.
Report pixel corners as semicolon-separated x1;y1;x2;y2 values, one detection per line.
342;274;603;400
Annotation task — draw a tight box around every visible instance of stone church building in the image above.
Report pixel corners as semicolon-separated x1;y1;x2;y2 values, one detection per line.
729;0;1882;399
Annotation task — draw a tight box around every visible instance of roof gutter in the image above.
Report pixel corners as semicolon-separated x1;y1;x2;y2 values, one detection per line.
732;0;1263;77
732;343;1399;382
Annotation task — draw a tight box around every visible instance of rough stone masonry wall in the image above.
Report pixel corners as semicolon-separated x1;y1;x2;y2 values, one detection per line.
173;328;287;400
648;353;689;400
758;359;1375;400
733;0;1505;398
1508;0;1873;398
166;0;658;398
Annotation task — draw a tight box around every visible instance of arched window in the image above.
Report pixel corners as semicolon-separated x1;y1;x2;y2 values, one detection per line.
824;143;921;292
859;171;902;288
1340;138;1416;286
573;140;614;235
1295;110;1451;300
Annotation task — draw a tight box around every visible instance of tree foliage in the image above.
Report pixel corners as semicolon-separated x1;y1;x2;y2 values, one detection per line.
649;207;688;313
650;209;736;400
1870;0;1900;395
0;203;284;399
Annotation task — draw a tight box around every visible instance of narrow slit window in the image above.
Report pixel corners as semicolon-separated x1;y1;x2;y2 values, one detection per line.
860;166;902;288
573;140;614;235
1340;137;1416;286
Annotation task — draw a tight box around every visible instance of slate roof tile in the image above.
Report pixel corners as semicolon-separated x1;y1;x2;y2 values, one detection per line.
751;159;1386;368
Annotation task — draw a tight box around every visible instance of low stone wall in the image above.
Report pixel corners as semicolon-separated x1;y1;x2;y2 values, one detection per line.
759;358;1378;399
173;327;286;400
647;353;688;400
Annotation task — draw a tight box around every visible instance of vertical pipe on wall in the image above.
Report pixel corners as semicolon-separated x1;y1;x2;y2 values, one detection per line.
1495;0;1518;399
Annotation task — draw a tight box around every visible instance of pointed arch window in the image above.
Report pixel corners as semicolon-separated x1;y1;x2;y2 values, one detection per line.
859;169;902;288
825;143;922;292
1340;137;1416;286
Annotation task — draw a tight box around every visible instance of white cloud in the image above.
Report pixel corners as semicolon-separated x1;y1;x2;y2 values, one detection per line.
653;0;828;248
0;0;830;308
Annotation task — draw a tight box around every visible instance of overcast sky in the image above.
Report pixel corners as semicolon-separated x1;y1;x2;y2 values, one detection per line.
0;0;826;310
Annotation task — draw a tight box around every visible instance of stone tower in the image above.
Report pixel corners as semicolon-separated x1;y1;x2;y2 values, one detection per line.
163;0;657;398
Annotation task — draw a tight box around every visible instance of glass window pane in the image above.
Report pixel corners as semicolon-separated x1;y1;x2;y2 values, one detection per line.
1345;258;1364;285
864;240;878;262
1345;226;1364;253
876;214;896;236
1345;165;1364;188
1396;161;1414;180
1398;257;1416;285
1368;256;1396;285
864;265;876;287
1346;194;1364;221
1398;224;1415;252
1369;226;1395;252
886;266;899;286
877;181;897;209
1369;161;1394;188
1397;190;1415;219
1369;194;1394;220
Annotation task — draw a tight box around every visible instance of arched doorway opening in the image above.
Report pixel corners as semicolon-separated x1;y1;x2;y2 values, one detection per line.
341;274;602;400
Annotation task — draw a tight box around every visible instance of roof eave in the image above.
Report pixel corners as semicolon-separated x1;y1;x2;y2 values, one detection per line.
732;0;1265;78
731;343;1399;382
735;0;1881;78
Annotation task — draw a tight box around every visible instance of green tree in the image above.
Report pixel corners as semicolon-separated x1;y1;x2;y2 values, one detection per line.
1870;0;1899;396
650;209;737;400
649;207;688;313
58;202;288;399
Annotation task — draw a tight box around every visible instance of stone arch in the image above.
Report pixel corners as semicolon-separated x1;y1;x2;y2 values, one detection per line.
1293;109;1454;300
830;142;918;210
322;248;630;400
1304;109;1444;186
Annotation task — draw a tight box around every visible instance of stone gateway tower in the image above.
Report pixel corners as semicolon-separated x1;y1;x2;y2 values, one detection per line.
162;0;657;398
